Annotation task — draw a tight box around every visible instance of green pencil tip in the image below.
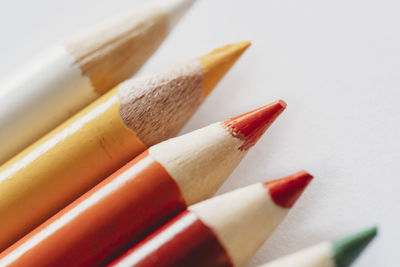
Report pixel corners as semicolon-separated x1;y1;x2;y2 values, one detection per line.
332;226;378;267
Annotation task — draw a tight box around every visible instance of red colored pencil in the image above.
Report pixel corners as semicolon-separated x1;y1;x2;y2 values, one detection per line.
109;171;313;267
0;101;286;266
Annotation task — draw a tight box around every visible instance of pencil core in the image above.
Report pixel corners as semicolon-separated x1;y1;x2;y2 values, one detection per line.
332;226;377;267
199;41;251;95
264;171;313;208
162;0;197;27
222;100;286;150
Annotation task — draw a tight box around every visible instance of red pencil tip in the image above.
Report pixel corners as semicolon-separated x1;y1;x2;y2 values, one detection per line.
222;100;286;150
263;171;313;208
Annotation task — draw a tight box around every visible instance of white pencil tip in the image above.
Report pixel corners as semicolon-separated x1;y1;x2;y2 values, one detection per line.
160;0;196;27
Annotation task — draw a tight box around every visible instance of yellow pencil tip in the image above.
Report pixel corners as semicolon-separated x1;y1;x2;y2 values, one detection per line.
199;41;251;95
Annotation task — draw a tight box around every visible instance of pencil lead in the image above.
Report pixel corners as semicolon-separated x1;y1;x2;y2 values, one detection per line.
199;41;251;95
264;171;313;208
222;100;286;150
161;0;196;27
332;226;378;267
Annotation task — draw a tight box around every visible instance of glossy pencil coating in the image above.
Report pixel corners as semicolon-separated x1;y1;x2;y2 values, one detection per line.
109;171;313;267
0;100;284;266
259;226;377;267
0;152;185;267
0;42;250;252
0;0;196;165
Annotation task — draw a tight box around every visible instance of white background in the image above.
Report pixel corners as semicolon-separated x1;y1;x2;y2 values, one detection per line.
0;0;399;266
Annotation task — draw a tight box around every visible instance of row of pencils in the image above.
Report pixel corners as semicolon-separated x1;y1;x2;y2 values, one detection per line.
0;0;376;266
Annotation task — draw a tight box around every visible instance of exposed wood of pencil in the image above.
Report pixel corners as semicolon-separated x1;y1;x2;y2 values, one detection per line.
0;0;195;165
119;41;251;146
109;171;313;267
259;226;377;267
0;41;249;252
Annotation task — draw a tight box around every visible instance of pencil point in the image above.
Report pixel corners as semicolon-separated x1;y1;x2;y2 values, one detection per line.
199;41;251;95
263;171;313;208
162;0;196;28
222;100;286;150
332;226;378;267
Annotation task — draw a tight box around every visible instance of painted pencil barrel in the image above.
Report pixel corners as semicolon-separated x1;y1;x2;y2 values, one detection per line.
0;46;96;164
0;0;195;164
113;210;233;267
0;90;146;251
0;151;186;266
0;42;251;251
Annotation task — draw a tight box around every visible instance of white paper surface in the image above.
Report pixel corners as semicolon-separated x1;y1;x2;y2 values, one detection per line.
1;0;398;266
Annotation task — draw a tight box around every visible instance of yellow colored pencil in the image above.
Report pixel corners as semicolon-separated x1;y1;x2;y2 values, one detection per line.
0;41;250;251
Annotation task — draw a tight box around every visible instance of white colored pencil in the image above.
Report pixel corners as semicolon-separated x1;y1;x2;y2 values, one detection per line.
0;0;195;164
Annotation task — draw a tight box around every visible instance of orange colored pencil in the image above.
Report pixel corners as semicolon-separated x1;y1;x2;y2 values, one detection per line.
0;101;285;266
0;42;250;251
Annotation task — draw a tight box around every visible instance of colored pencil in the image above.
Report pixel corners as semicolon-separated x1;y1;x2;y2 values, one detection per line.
108;171;313;267
0;101;285;266
0;0;195;164
259;226;377;267
0;41;250;252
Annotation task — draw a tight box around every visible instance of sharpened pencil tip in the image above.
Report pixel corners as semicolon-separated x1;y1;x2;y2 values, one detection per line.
162;0;197;28
277;99;287;109
222;100;286;150
332;226;378;267
199;41;251;95
263;171;313;208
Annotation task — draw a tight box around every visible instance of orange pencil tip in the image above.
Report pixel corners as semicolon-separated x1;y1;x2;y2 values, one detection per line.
263;171;313;208
222;100;286;150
